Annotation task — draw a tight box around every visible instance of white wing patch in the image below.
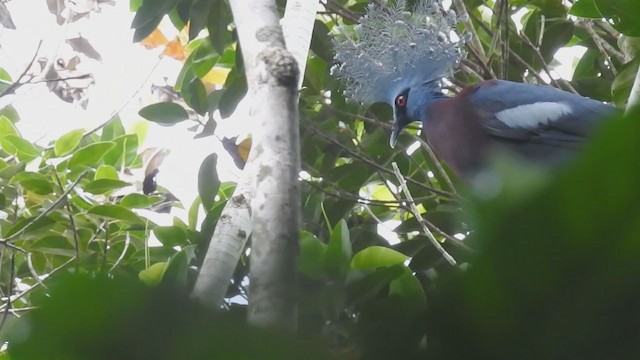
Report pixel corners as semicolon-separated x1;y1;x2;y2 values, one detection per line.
495;102;573;129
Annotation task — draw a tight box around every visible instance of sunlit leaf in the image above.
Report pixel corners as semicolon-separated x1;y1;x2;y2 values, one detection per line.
299;231;327;279
351;246;409;270
84;179;131;194
88;204;144;223
120;193;163;208
55;129;85;157
94;165;119;180
69;142;115;169
11;172;54;195
139;262;167;287
325;219;352;281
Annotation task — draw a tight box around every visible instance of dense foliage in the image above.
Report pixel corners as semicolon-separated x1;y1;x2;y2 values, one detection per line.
0;0;638;358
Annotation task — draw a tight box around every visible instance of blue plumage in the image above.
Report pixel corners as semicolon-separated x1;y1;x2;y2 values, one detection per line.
393;79;619;177
332;0;619;179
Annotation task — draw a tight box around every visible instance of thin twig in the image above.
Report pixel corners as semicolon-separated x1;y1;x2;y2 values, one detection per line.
43;59;163;151
109;231;131;273
421;218;473;252
469;10;549;84
415;136;457;194
519;31;578;94
303;119;456;197
325;104;459;196
465;42;496;79
27;252;48;290
391;162;456;266
305;178;437;206
324;0;359;23
4;171;88;243
0;253;15;333
52;169;80;265
0;41;42;98
580;20;619;75
452;0;489;66
0;257;76;312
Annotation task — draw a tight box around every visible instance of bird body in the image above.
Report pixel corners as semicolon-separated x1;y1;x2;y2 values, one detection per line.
332;0;618;181
396;80;619;178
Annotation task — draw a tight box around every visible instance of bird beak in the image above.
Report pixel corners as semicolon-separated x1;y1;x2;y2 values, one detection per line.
389;118;401;148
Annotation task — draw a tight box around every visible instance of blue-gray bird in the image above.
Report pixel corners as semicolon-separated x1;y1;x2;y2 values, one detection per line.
332;0;618;180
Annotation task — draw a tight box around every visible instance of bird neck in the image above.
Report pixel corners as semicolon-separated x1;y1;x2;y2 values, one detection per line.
410;85;448;124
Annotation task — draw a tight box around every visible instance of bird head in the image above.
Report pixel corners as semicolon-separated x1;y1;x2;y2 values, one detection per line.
332;0;464;147
390;81;446;148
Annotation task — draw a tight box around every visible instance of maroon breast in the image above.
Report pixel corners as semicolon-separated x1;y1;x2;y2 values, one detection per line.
423;96;490;179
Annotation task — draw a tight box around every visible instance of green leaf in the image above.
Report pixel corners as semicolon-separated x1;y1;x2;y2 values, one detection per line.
569;0;601;17
612;60;639;107
188;196;201;230
0;105;19;123
183;77;208;115
120;193;162;208
102;134;138;168
5;215;56;238
154;226;188;247
10;172;54;195
0;162;26;179
219;67;247;118
207;0;230;55
161;250;189;289
139;262;167;287
30;235;75;257
0;135;41;161
87;204;144;224
188;0;211;40
198;153;220;212
389;271;427;314
101;117;125;141
351;246;409;270
83;179;131;194
94;165;119;180
594;0;640;36
191;39;218;77
139;102;190;126
54;129;85;157
346;265;406;307
324;219;352;281
131;0;178;40
299;231;327;279
310;20;334;62
0;115;18;138
68;142;116;169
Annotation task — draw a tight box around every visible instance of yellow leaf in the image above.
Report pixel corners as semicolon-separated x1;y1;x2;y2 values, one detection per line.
162;39;186;61
140;29;168;49
237;137;252;162
202;67;231;87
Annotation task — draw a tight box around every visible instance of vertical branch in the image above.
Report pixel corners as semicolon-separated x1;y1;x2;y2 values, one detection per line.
193;0;318;318
228;0;302;330
281;0;320;90
192;174;253;309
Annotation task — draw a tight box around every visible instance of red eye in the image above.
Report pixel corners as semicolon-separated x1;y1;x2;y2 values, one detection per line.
395;95;406;107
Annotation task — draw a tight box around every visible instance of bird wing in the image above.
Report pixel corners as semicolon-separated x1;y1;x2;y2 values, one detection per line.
464;80;618;147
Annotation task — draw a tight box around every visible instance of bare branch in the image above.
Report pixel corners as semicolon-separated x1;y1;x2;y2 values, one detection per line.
391;162;457;266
